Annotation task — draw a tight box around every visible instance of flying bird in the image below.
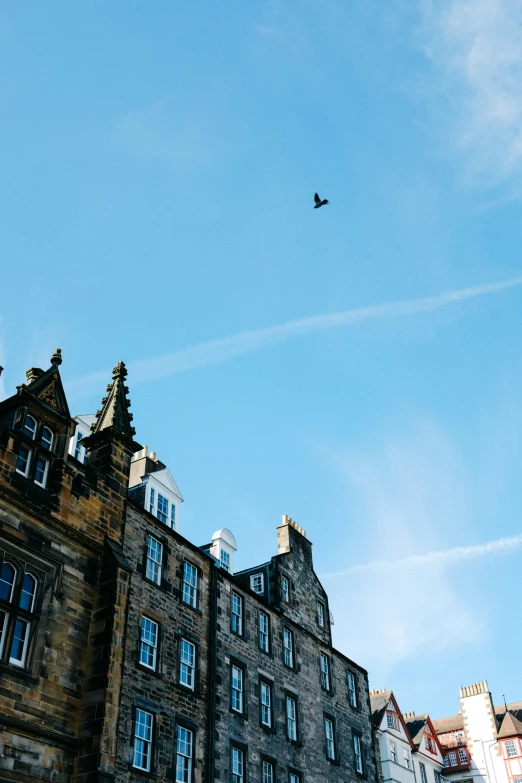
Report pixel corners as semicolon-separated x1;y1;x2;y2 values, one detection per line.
314;193;329;209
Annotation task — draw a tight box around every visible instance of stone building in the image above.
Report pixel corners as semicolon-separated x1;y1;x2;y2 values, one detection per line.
0;352;378;783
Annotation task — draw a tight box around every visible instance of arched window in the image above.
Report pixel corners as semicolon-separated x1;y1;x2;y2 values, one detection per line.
0;563;16;603
23;415;37;439
20;574;37;612
41;427;53;451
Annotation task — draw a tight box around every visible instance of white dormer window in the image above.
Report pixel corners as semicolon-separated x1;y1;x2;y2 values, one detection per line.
220;550;230;572
149;487;155;515
250;574;264;594
171;504;176;527
157;493;168;524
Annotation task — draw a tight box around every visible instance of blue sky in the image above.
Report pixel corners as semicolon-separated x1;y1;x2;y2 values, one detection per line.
1;0;522;718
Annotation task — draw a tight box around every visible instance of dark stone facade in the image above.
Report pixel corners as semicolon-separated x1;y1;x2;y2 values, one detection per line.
0;354;378;783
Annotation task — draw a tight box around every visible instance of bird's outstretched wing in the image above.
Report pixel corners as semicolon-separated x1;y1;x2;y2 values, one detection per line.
314;193;321;205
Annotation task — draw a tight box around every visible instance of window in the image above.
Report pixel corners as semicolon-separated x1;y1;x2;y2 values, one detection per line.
506;741;517;758
41;427;53;451
149;487;155;514
354;733;364;774
320;653;330;691
419;764;427;783
403;748;411;769
260;680;272;727
281;574;290;602
514;779;522;783
231;664;243;713
0;562;16;602
289;774;301;783
157;493;168;524
171;503;176;528
139;616;158;670
220;550;231;572
324;716;336;760
74;430;86;462
348;671;357;707
23;415;37;439
434;773;443;783
176;726;193;783
262;761;274;783
133;708;153;772
443;757;449;768
16;445;31;477
179;639;195;690
425;737;435;753
34;456;49;487
286;696;297;741
283;628;294;667
387;713;400;730
448;752;457;766
231;746;244;783
146;535;163;585
182;562;198;608
317;601;325;627
231;593;243;635
459;749;468;764
390;740;398;763
0;560;38;669
259;611;270;653
250;573;264;594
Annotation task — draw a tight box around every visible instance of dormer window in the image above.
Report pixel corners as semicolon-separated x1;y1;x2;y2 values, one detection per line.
34;457;49;488
171;504;176;527
250;573;264;594
157;493;168;524
23;415;37;439
16;446;31;477
41;427;53;451
220;550;230;572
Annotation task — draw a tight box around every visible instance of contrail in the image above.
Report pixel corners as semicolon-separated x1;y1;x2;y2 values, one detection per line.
65;274;522;396
321;532;522;579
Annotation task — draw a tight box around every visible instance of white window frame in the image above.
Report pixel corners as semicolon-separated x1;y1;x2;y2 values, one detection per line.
0;562;16;603
317;601;325;627
74;430;84;461
459;749;468;764
506;741;517;758
348;671;357;707
139;616;158;670
16;445;32;477
325;716;336;760
179;638;196;690
41;426;53;451
146;535;163;585
231;746;244;783
259;611;269;653
231;664;243;713
354;734;363;773
260;680;272;727
283;628;294;668
23;414;37;439
262;760;274;783
250;573;264;594
287;696;297;741
9;618;30;667
403;748;411;768
34;456;49;488
132;708;153;772
231;592;243;635
175;725;193;783
220;549;231;572
448;751;457;766
281;574;290;602
182;562;198;608
390;740;398;763
0;610;7;657
419;763;427;783
289;774;301;783
320;653;330;691
157;492;168;524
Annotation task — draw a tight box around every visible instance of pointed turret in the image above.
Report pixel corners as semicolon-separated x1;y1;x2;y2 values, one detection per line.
90;361;136;439
498;711;522;739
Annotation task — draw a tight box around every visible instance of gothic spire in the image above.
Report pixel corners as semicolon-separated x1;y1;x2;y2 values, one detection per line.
90;361;136;439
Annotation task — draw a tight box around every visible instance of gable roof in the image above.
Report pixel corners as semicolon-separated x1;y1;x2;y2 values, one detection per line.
405;715;428;747
370;690;392;730
498;712;522;739
146;467;183;501
21;349;70;419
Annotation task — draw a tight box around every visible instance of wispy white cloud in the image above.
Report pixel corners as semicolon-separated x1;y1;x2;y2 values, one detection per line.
65;274;522;398
421;0;522;187
323;531;522;579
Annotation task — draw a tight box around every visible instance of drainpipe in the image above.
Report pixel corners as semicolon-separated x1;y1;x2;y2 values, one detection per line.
207;563;218;783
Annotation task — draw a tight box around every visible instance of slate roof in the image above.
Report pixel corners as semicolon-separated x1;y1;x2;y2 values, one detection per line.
404;715;428;747
432;714;464;735
498;712;522;739
370;691;392;730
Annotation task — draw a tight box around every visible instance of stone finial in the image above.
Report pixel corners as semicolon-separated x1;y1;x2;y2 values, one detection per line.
26;368;44;384
90;360;136;439
50;348;62;366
